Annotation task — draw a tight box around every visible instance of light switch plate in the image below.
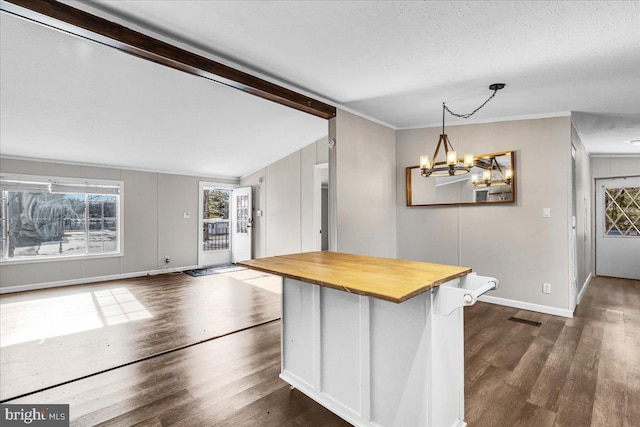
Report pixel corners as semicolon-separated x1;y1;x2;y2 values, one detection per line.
543;208;551;218
183;212;190;219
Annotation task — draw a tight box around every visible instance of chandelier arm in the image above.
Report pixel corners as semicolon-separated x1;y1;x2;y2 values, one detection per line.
443;88;499;119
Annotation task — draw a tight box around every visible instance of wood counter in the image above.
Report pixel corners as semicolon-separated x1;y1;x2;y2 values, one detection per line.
238;251;471;303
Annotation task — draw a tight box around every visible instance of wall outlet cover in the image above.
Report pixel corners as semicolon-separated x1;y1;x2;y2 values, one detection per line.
543;283;551;294
183;212;190;219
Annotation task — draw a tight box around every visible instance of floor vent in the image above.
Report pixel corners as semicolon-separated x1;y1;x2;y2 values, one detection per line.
508;316;542;327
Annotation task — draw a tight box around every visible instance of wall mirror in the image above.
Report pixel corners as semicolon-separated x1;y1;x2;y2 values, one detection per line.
406;151;515;206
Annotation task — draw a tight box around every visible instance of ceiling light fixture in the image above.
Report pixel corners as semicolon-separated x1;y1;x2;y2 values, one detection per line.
420;83;506;177
624;139;640;146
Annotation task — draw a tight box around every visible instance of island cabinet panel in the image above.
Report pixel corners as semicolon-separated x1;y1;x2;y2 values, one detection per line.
369;294;430;426
282;279;315;387
281;277;466;427
320;287;362;414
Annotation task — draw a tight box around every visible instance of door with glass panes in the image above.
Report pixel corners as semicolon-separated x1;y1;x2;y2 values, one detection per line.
595;176;640;279
198;183;233;267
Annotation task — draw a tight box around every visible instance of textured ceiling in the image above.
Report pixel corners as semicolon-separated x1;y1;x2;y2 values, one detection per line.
69;0;640;155
2;0;639;176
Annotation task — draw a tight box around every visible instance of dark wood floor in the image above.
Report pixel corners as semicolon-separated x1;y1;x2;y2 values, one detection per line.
464;275;639;426
3;274;638;426
0;271;280;401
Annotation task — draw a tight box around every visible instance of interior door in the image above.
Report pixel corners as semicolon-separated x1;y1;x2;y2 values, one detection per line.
595;176;640;279
231;186;252;263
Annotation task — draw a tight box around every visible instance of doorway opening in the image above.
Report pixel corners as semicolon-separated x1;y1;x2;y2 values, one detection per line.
314;163;329;251
198;182;234;267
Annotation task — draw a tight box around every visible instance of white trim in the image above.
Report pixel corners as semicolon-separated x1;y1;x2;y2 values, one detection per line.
1;173;124;262
0;155;241;182
576;273;593;305
397;111;571;131
0;264;199;294
589;153;640;158
198;181;236;267
0;252;123;266
478;295;574;318
334;105;397;129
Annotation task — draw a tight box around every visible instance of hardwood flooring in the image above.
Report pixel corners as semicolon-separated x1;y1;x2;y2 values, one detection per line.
0;270;281;401
2;274;638;426
464;275;639;426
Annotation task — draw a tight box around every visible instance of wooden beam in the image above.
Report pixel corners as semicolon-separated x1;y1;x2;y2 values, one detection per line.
1;0;336;120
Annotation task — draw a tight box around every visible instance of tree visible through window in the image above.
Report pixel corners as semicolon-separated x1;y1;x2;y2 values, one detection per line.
202;188;230;251
0;175;121;261
604;186;640;237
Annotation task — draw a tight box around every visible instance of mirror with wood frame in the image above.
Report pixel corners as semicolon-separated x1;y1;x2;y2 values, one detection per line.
406;151;515;206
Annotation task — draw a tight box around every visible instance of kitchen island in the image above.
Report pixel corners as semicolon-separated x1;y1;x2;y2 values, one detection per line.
239;251;498;427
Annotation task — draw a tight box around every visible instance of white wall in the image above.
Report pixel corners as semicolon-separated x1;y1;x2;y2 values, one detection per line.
396;117;573;314
240;137;329;258
590;155;640;278
0;157;237;291
332;109;397;258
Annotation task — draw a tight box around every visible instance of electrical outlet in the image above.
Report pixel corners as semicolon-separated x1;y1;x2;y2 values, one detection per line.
542;283;551;294
165;256;170;264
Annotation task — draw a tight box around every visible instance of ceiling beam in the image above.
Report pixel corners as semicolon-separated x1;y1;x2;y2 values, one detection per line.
1;0;337;120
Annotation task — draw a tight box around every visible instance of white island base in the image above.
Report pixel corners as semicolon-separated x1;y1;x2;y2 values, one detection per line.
281;275;492;427
239;252;498;427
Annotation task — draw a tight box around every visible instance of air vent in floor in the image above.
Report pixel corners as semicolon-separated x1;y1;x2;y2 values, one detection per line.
508;316;542;327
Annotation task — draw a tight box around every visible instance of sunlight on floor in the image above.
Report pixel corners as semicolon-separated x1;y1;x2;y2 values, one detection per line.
222;270;282;294
0;287;152;347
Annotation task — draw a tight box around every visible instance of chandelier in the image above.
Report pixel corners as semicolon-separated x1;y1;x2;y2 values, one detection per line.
420;83;505;178
471;156;512;187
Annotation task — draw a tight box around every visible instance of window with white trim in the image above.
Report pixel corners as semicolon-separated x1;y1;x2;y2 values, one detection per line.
0;174;122;262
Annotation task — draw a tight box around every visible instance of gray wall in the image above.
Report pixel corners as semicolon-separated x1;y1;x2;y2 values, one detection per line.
0;157;237;290
240;137;329;258
396;117;573;311
332;109;397;258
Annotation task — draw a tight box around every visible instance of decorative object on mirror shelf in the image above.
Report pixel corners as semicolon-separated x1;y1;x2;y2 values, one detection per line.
406;151;516;207
471;156;513;187
419;83;506;178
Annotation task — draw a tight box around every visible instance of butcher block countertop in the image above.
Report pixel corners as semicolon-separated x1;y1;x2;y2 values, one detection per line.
238;251;471;303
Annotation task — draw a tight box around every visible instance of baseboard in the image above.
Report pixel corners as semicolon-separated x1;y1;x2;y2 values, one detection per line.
0;265;199;294
576;273;593;305
478;295;574;318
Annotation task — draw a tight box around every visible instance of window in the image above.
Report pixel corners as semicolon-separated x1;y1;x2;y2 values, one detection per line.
604;186;640;237
202;188;230;251
0;174;122;262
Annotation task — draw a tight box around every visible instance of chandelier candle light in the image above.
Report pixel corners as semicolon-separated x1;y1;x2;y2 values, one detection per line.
471;156;513;187
420;83;506;178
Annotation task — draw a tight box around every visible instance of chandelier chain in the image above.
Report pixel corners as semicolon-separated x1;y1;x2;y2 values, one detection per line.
443;88;499;119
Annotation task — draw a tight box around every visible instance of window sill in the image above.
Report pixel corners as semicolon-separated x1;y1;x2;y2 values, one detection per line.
0;252;124;266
